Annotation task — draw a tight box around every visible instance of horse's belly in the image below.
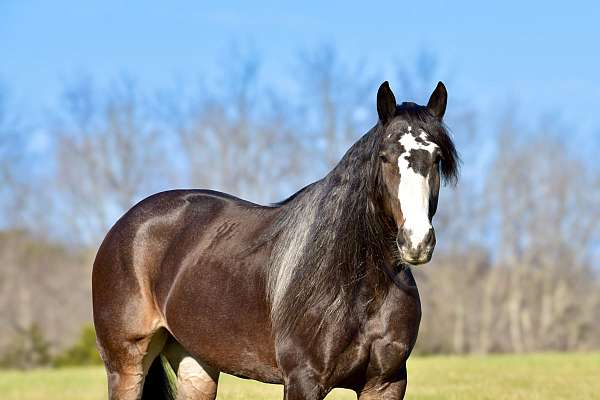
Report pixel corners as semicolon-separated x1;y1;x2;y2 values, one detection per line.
162;257;282;383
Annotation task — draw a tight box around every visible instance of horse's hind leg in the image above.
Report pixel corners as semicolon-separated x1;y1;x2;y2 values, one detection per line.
96;327;168;400
176;357;219;400
163;340;220;400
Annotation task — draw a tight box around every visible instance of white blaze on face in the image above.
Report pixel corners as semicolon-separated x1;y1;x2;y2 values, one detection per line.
397;127;438;248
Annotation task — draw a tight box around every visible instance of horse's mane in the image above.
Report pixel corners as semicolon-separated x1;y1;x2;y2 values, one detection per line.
266;106;459;340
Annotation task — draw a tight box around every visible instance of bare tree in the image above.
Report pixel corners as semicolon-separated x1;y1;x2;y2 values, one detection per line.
0;230;90;367
52;78;171;244
0;87;32;228
295;45;376;170
164;50;306;204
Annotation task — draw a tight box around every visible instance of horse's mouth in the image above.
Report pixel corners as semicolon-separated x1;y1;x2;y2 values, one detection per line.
399;248;433;266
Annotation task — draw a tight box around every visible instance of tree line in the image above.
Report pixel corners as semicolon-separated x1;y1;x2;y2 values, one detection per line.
0;47;598;367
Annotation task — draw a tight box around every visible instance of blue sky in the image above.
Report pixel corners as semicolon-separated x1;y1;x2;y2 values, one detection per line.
2;1;600;136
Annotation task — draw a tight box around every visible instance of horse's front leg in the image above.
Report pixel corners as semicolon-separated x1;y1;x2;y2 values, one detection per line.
282;369;327;400
357;366;408;400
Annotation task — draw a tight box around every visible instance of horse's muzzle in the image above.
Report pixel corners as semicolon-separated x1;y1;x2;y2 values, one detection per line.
397;229;436;265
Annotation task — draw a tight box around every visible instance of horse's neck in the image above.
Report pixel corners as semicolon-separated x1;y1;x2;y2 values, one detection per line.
268;173;402;337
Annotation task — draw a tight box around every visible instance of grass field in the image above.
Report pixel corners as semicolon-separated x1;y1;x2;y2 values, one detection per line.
0;353;598;400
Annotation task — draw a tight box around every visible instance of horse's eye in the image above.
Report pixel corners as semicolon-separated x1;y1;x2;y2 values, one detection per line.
379;152;390;163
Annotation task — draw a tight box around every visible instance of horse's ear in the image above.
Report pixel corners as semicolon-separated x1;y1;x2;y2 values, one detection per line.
377;81;397;124
427;81;447;120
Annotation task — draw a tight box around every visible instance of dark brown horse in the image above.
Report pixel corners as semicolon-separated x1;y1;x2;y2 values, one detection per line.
92;81;459;400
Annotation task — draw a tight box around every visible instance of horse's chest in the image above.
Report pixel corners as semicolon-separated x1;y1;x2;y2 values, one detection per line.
362;286;421;378
277;271;421;387
365;336;412;379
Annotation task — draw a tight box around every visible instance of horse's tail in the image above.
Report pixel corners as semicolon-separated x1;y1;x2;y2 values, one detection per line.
141;355;176;400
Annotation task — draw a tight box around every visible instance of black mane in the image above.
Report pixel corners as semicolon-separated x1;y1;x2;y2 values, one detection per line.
267;125;390;339
267;107;459;340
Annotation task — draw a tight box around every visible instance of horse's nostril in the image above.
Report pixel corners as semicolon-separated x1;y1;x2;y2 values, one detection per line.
423;229;436;249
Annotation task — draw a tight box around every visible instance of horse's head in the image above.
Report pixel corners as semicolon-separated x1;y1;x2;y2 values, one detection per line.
376;81;458;265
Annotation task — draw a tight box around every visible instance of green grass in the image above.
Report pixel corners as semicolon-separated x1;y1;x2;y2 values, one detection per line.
0;353;598;399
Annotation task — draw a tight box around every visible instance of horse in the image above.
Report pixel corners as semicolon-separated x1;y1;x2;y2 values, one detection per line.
92;80;459;400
